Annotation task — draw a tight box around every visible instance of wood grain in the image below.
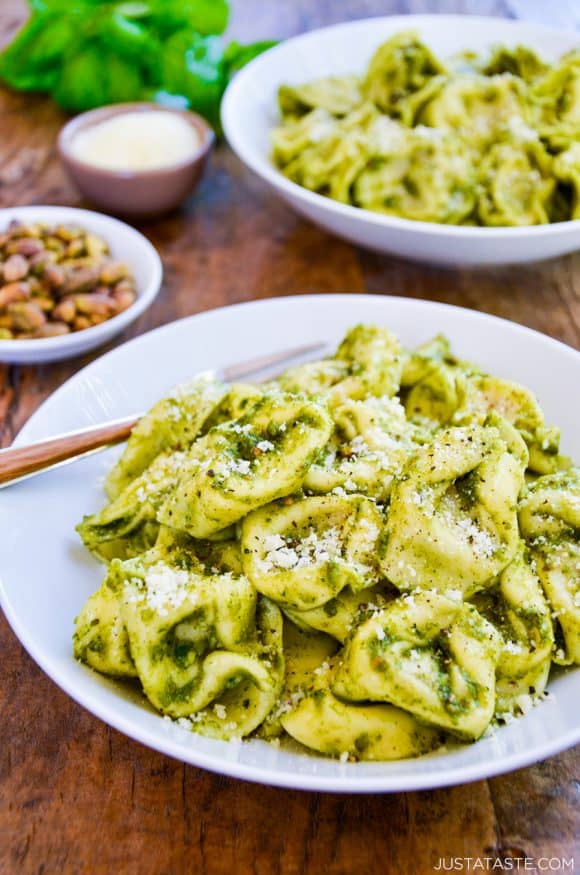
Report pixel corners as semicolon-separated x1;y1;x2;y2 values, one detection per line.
0;1;578;873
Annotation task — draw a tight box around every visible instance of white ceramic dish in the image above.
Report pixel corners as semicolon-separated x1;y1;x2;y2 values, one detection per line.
0;294;578;792
0;206;162;363
222;15;580;266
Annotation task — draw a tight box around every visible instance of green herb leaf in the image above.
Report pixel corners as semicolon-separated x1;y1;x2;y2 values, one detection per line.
102;9;161;75
0;0;275;130
0;13;75;91
143;0;229;38
53;42;110;111
161;31;227;128
113;2;151;16
224;39;278;76
107;11;155;53
182;0;229;36
103;51;148;105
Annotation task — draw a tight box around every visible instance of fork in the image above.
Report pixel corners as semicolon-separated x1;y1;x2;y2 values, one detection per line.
0;342;325;489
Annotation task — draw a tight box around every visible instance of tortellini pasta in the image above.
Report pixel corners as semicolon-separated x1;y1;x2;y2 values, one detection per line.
404;349;568;475
272;32;580;225
332;323;404;399
281;659;441;761
75;324;577;760
381;425;525;597
121;569;283;735
241;494;383;610
333;592;501;740
74;568;137;678
530;51;580;149
362;30;446;120
304;395;426;500
279;75;363;119
105;375;228;500
283;582;396;643
77;449;186;561
419;73;528;147
554;142;580;220
476;141;555;227
158;392;332;538
80;535;284;738
352;124;476;224
472;544;554;711
519;469;580;665
401;333;460;388
274;324;403;402
274;104;373;204
481;45;549;84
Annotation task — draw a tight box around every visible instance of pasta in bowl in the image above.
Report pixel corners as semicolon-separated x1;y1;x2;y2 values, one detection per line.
222;15;580;264
272;32;580;227
74;323;579;763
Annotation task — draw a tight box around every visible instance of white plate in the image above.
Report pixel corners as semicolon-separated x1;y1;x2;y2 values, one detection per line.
222;15;580;266
0;294;578;792
0;206;162;363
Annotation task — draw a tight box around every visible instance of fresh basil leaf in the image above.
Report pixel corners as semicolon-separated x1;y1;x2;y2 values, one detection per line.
161;31;227;127
0;0;275;126
145;0;229;38
224;39;278;76
182;0;229;36
53;42;110;110
103;10;160;65
114;2;151;17
104;52;147;104
0;13;74;91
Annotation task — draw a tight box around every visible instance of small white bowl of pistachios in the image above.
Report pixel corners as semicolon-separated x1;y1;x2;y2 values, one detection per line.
0;206;162;363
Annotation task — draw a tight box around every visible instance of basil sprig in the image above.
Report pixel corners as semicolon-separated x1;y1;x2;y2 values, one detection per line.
0;0;276;130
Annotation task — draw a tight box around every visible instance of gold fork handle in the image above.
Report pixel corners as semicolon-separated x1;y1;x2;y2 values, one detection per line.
0;341;328;489
0;414;139;487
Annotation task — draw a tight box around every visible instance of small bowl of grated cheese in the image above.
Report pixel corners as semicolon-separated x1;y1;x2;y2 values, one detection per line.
58;103;214;218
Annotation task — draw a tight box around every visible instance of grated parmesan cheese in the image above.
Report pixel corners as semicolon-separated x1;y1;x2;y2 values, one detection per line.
261;527;343;573
442;514;496;559
126;563;192;618
444;589;462;602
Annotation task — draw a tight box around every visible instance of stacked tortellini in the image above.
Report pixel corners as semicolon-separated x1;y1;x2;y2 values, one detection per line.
271;32;580;225
74;325;579;761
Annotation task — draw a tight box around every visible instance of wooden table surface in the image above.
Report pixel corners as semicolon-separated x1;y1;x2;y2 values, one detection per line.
1;2;579;873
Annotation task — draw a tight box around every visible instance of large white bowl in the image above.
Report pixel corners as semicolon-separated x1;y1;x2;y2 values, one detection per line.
0;294;578;792
0;206;162;363
222;15;580;266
